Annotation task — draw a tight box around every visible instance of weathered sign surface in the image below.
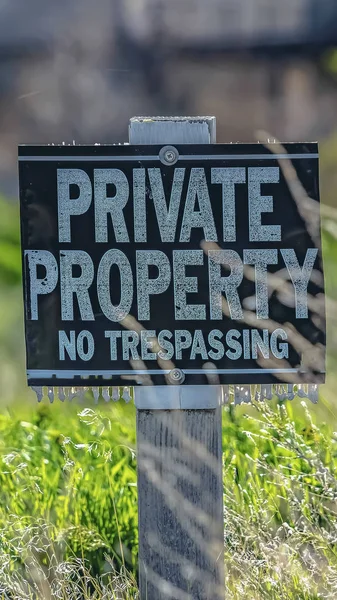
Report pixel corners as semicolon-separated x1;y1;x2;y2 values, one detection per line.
19;143;325;387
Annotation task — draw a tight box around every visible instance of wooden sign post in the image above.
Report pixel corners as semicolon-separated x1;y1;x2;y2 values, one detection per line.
131;117;225;600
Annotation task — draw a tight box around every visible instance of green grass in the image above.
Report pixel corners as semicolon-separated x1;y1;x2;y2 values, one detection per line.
223;400;337;599
0;398;337;598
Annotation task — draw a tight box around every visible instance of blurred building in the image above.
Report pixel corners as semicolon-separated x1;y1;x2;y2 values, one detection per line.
0;0;337;194
118;0;337;51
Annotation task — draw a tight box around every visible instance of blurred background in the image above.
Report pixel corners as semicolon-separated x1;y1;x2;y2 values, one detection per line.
1;0;337;190
1;2;337;596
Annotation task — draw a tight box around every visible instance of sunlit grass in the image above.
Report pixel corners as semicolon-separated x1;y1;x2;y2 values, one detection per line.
0;399;336;598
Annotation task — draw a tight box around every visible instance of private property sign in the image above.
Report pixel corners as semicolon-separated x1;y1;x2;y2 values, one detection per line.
19;143;325;387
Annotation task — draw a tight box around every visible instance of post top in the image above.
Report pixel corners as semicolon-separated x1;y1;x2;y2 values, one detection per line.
130;115;216;122
129;116;216;145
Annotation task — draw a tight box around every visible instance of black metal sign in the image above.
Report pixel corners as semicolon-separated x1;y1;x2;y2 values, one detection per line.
19;143;325;387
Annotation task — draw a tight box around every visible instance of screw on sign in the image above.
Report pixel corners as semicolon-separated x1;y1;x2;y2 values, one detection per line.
168;368;185;384
18;117;326;599
159;145;180;165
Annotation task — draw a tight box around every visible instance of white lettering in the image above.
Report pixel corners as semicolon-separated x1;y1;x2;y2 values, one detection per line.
57;169;92;243
211;167;246;242
209;250;243;320
105;331;122;360
97;249;133;322
60;250;94;321
248;167;281;242
173;250;206;320
281;248;318;318
94;169;129;242
25;250;58;320
243;249;278;319
137;251;171;320
180;168;217;242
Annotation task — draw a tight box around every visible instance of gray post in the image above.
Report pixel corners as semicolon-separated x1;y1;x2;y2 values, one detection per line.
130;117;225;600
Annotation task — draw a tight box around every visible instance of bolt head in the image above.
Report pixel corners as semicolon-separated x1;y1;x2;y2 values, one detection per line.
169;368;185;384
164;150;176;163
159;145;179;166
